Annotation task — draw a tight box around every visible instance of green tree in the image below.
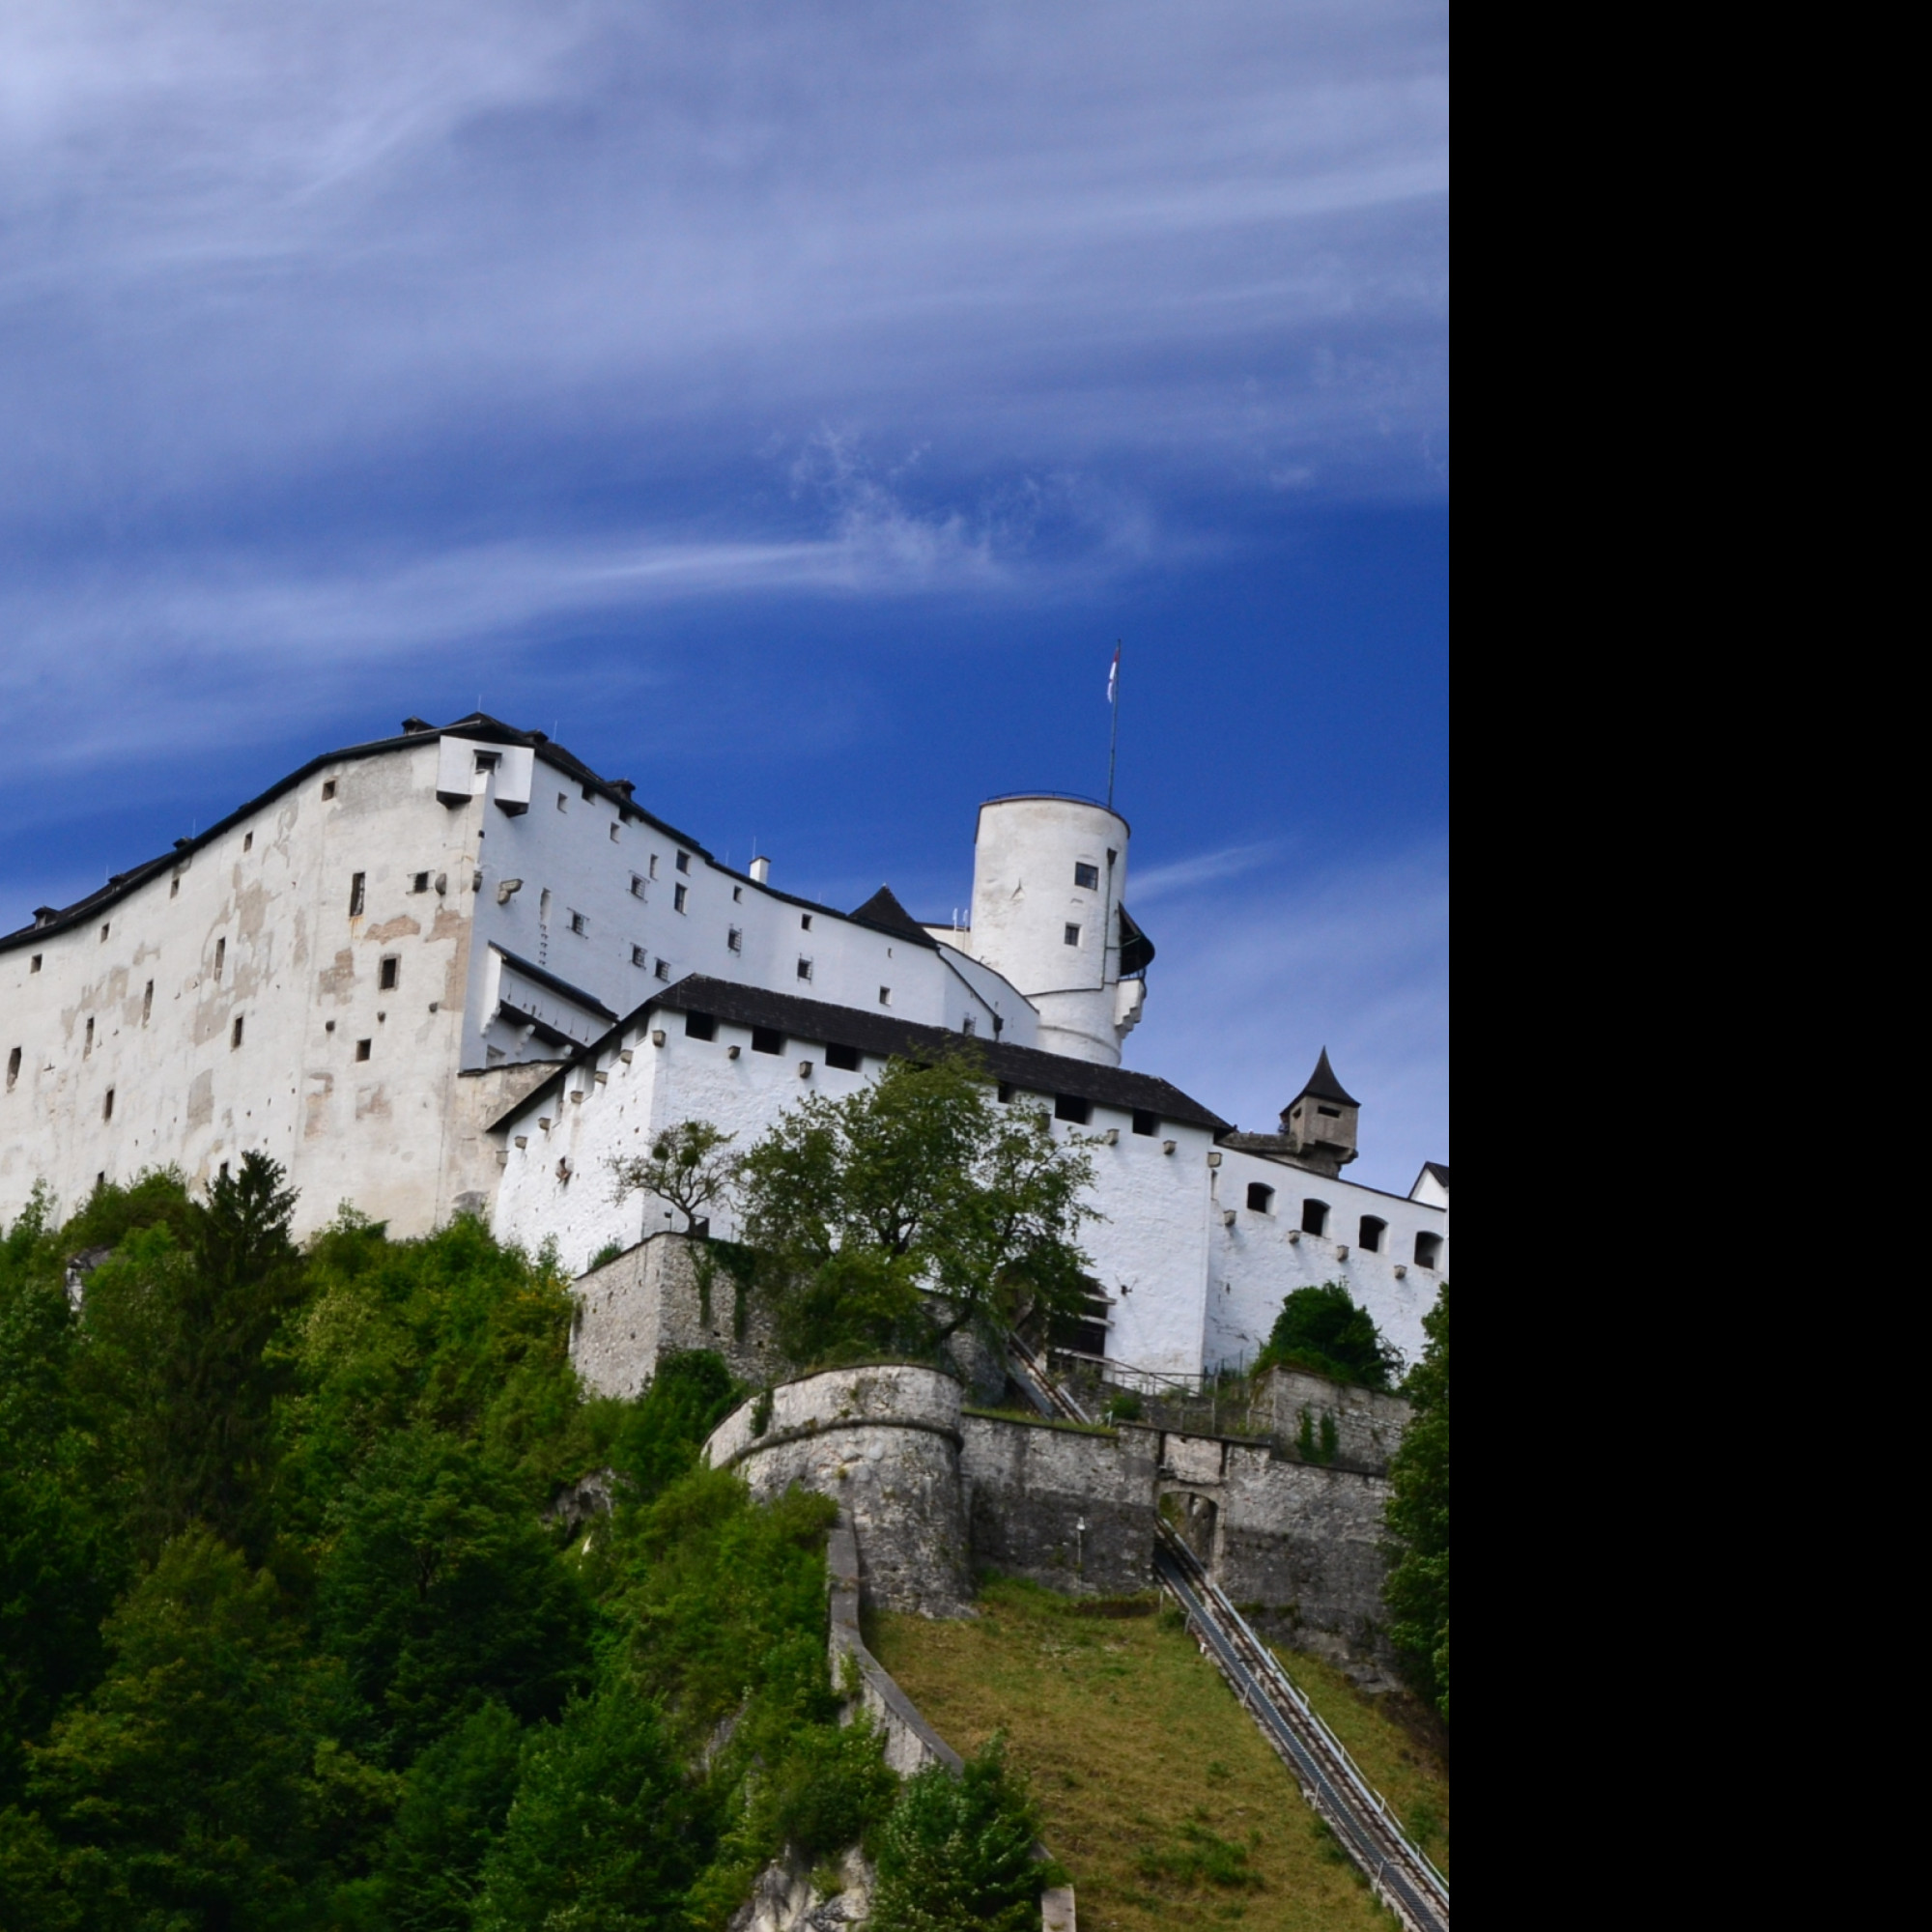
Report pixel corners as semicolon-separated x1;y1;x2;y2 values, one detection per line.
607;1121;740;1235
24;1526;355;1929
868;1737;1061;1932
1257;1281;1402;1390
1383;1283;1448;1720
471;1679;699;1931
735;1057;1096;1367
316;1429;592;1764
75;1152;308;1561
598;1350;744;1505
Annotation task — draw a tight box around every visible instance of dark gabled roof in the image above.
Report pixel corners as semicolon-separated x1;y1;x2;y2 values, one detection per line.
489;973;1231;1134
1419;1161;1450;1188
1290;1047;1360;1109
0;712;714;955
848;886;940;949
492;946;617;1021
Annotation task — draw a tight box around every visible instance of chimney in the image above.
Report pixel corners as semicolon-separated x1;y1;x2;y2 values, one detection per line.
750;856;771;884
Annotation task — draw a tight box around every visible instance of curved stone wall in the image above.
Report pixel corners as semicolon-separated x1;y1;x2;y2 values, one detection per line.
704;1365;972;1615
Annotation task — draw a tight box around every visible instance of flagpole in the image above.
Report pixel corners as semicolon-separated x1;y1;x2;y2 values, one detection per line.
1106;641;1121;812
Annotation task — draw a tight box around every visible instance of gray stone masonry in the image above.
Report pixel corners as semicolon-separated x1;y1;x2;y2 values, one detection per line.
959;1413;1159;1597
570;1231;781;1396
1247;1365;1410;1475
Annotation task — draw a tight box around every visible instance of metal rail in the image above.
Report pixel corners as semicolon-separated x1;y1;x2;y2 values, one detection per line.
1005;1335;1449;1932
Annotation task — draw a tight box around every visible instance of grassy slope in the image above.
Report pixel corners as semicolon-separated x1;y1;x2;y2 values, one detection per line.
869;1579;1447;1932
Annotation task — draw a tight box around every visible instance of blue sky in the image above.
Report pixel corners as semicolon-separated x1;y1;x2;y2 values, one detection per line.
0;0;1447;1192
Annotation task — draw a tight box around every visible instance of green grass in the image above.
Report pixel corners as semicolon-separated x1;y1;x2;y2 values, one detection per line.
868;1578;1438;1931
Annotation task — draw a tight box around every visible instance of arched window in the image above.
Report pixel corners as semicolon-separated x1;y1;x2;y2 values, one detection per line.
1414;1231;1442;1270
1246;1182;1275;1213
1359;1215;1386;1253
1300;1199;1329;1236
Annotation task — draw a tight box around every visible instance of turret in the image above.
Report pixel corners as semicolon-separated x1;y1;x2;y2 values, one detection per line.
962;795;1152;1065
1278;1049;1360;1177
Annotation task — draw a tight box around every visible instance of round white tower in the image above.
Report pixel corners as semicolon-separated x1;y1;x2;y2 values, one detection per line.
967;795;1148;1065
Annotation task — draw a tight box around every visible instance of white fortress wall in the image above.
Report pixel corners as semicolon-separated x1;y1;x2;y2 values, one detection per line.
1202;1145;1448;1374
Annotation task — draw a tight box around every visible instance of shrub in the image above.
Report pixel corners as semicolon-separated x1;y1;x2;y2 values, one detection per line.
1257;1282;1401;1390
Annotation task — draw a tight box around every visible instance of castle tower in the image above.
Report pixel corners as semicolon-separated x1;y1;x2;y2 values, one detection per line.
1278;1048;1361;1178
965;794;1151;1065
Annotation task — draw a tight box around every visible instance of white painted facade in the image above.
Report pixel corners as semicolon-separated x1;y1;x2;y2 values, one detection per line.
4;713;1447;1377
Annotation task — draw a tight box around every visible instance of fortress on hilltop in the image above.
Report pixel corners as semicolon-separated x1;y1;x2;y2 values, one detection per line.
1;714;1447;1379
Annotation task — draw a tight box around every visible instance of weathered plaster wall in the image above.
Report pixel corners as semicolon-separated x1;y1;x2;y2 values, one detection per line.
705;1367;973;1616
1248;1366;1410;1475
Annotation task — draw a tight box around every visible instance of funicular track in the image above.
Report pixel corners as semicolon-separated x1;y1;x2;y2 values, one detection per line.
1006;1334;1450;1932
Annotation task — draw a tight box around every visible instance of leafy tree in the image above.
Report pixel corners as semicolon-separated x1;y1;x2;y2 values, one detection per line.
24;1527;356;1928
357;1700;524;1932
75;1152;308;1561
1257;1281;1402;1390
735;1057;1096;1367
1383;1284;1449;1720
868;1737;1061;1932
598;1350;744;1505
608;1120;740;1236
471;1679;699;1931
316;1429;592;1764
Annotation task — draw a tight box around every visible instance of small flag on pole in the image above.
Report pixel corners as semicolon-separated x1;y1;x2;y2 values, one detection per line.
1106;643;1120;707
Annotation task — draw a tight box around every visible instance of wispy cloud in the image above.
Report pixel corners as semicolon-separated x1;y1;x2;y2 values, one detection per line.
1129;841;1282;903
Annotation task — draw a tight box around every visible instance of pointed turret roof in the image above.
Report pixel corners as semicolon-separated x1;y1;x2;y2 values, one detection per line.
848;885;939;949
1290;1047;1359;1109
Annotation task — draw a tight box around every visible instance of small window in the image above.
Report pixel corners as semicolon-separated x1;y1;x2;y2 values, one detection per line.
556;792;568;810
1064;923;1081;947
826;1042;861;1071
379;955;400;991
539;889;553;923
654;958;670;981
732;885;743;902
349;872;366;916
1359;1215;1387;1254
800;913;812;930
243;832;253;853
649;854;660;878
355;1037;372;1061
170;878;180;899
685;1011;717;1040
675;850;690;873
1246;1182;1275;1213
796;956;813;981
1054;1094;1091;1124
323;780;336;800
1074;862;1099;890
30;954;42;973
84;1017;94;1056
568;911;587;936
997;1082;1014;1103
142;980;154;1023
879;985;892;1006
473;751;499;773
1300;1199;1329;1236
1132;1109;1158;1136
752;1026;784;1055
630;874;646;898
609;823;620;842
727;925;743;952
1317;1104;1342;1120
960;1015;975;1035
99;923;109;943
412;871;431;893
102;1088;115;1121
231;1014;244;1049
673;885;688;914
1414;1231;1442;1270
6;1046;18;1090
632;944;648;968
213;937;225;978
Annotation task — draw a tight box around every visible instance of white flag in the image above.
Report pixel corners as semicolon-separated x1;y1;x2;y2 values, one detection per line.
1106;645;1120;706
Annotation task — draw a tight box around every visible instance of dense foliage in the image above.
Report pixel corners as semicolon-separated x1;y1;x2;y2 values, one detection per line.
736;1055;1097;1369
0;1159;1054;1928
1256;1281;1403;1390
1382;1283;1449;1720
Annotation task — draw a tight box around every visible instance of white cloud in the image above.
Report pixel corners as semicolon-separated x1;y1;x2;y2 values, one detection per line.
1129;841;1282;903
